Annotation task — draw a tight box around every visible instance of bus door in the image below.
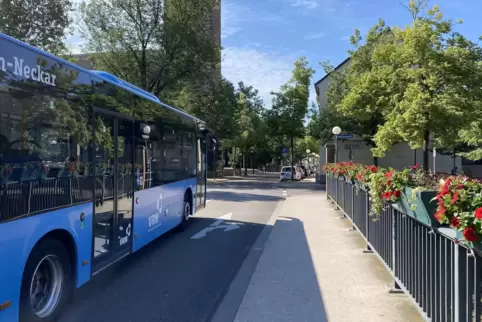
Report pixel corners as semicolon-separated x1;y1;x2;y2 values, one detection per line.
196;137;207;209
91;110;135;274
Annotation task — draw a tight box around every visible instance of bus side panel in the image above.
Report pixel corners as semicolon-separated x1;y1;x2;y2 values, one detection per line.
0;203;93;322
132;178;196;252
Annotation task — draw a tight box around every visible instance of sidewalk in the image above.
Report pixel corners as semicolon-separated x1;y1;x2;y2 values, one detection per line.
233;192;423;322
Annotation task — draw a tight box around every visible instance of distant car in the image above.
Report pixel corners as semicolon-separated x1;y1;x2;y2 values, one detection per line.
280;166;301;181
300;165;308;178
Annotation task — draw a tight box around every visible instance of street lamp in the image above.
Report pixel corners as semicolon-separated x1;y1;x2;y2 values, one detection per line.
332;126;342;163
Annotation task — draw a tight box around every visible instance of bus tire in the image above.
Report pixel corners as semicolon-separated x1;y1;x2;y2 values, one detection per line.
177;198;192;232
19;238;73;322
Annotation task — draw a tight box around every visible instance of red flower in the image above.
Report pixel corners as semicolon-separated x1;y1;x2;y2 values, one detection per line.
452;192;459;204
393;190;401;198
434;211;445;222
370;166;377;173
450;217;461;228
475;208;482;220
457;184;464;190
463;226;479;242
382;191;392;200
440;186;449;196
439;204;446;215
385;171;393;179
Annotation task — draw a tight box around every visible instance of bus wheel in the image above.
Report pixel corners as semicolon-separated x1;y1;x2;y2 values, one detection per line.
177;198;192;232
20;239;72;322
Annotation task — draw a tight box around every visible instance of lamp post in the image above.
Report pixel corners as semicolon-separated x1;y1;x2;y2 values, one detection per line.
332;126;342;163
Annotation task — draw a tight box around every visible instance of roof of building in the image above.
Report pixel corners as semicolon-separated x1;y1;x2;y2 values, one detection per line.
0;32;206;125
314;57;351;87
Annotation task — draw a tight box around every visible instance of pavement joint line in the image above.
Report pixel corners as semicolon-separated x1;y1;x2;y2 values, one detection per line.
209;198;286;322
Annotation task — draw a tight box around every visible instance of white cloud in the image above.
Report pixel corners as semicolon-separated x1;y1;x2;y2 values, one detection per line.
221;2;248;39
222;1;288;39
304;32;325;40
222;46;294;107
221;46;318;109
291;0;320;10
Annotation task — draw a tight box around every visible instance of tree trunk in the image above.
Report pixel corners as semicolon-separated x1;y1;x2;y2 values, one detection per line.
423;129;430;172
251;153;254;174
370;139;379;166
233;147;237;176
243;150;247;176
291;137;294;180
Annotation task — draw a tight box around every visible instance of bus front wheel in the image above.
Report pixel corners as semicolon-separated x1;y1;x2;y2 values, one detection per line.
20;239;72;322
177;198;192;232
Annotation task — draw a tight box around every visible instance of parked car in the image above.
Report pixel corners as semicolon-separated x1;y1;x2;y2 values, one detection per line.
300;165;308;178
295;166;304;180
280;166;301;181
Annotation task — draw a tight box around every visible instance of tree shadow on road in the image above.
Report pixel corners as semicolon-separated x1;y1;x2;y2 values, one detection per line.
207;190;284;202
208;180;325;192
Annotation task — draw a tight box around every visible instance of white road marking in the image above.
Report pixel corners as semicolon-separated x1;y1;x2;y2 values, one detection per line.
191;212;243;240
210;212;232;226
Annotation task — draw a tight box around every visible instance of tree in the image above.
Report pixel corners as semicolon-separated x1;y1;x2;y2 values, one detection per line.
229;83;266;176
366;1;482;170
269;57;315;179
78;0;219;97
173;78;238;141
0;0;73;54
321;20;391;166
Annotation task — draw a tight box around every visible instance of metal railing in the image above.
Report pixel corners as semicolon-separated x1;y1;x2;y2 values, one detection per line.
326;175;482;322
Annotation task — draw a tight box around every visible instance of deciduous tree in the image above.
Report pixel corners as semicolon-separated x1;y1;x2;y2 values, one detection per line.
269;57;314;179
0;0;73;54
78;0;219;97
367;1;482;170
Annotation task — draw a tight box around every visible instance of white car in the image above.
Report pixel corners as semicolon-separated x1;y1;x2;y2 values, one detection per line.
280;166;301;181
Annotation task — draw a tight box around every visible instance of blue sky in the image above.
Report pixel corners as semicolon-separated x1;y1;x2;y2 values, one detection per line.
220;0;482;107
66;0;482;108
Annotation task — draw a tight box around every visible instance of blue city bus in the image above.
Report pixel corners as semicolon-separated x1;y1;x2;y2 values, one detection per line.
0;32;214;322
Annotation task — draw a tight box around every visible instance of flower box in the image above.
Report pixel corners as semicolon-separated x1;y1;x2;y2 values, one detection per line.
354;180;368;191
403;187;440;227
438;227;482;256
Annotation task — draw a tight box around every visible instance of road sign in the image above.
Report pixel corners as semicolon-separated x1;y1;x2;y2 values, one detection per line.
336;134;353;139
282;147;288;153
190;213;244;239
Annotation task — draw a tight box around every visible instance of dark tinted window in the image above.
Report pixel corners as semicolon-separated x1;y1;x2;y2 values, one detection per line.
132;97;198;187
0;39;93;221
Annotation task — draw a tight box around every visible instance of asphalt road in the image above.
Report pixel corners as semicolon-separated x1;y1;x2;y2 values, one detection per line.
59;175;290;322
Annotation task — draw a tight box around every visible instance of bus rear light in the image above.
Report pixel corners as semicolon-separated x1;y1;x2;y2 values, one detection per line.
0;300;11;311
136;197;139;204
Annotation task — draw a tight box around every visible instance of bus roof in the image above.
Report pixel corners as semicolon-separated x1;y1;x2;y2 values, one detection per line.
0;32;206;126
